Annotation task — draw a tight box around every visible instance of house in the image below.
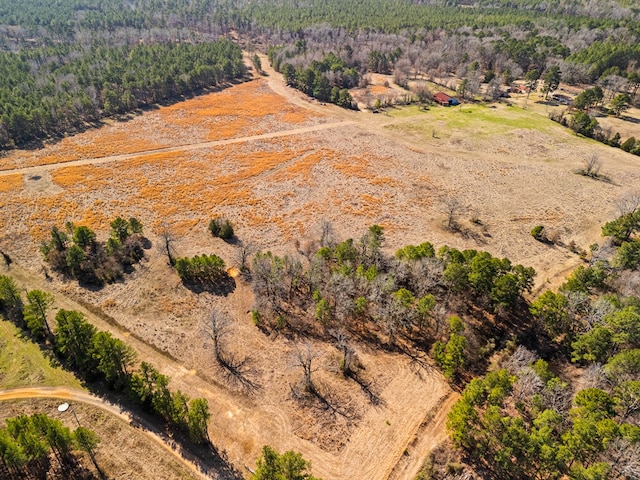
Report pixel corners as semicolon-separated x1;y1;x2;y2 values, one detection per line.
511;85;530;94
434;92;461;106
552;94;572;105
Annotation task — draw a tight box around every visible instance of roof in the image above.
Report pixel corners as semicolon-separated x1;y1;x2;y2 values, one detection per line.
434;92;452;103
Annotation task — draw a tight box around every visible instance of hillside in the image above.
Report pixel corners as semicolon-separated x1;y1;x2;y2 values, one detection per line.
1;1;640;479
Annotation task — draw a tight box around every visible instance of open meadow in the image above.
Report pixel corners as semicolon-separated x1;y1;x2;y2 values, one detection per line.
1;69;640;479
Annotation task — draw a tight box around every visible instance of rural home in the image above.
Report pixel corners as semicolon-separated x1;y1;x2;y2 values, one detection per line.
511;85;530;94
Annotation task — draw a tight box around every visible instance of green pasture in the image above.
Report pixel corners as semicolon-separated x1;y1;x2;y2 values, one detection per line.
0;319;82;389
385;102;556;139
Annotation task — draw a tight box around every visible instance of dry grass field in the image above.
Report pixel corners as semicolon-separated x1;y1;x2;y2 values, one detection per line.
0;398;199;480
1;67;640;479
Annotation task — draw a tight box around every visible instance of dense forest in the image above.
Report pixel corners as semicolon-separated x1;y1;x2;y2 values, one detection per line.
0;40;246;148
441;206;640;479
0;0;638;147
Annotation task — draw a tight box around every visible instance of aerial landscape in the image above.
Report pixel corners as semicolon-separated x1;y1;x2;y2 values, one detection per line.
1;0;640;479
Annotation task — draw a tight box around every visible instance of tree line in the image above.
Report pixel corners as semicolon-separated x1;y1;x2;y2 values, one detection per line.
0;0;637;146
0;278;211;445
0;40;246;148
0;413;100;479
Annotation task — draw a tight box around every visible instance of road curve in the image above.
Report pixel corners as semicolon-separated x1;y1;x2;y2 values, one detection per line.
0;386;212;480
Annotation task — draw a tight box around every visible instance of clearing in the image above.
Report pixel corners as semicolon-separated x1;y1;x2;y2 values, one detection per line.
1;60;639;479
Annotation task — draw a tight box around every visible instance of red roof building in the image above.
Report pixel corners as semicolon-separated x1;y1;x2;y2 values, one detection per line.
434;92;461;106
434;92;452;105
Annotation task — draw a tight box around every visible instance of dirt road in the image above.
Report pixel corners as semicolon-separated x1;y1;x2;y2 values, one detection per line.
0;120;354;177
0;386;211;480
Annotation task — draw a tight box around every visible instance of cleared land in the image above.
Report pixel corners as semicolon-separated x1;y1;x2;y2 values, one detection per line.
0;395;201;480
0;318;204;479
1;65;639;479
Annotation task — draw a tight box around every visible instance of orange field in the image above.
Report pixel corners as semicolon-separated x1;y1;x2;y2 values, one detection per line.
0;174;22;193
0;79;325;172
0;73;636;290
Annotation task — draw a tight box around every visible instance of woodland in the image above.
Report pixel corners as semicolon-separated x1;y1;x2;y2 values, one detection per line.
1;1;640;479
0;0;639;147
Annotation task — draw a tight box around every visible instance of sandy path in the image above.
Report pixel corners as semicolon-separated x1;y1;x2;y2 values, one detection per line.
0;386;211;480
0;120;354;177
1;260;452;480
387;392;460;480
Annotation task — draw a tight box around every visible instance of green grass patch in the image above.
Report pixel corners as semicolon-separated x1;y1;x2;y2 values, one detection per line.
0;319;82;389
386;102;555;139
385;104;431;118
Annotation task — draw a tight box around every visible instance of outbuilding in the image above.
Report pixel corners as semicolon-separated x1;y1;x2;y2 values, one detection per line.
434;92;461;106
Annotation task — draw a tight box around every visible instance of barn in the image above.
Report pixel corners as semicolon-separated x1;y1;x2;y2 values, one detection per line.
434;92;461;106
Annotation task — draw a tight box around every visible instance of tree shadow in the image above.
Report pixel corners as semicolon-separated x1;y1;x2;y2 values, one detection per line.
620;115;640;124
345;370;384;407
217;353;261;395
290;381;354;421
181;275;236;296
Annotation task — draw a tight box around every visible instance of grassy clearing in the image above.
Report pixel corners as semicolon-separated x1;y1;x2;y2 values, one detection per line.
387;102;555;139
0;319;82;389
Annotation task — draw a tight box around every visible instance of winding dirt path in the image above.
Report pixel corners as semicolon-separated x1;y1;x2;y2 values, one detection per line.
0;120;354;177
1;58;457;480
1;259;453;480
0;386;211;480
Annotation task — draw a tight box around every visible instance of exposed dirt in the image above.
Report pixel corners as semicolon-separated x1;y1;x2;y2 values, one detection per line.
0;392;202;480
1;54;639;480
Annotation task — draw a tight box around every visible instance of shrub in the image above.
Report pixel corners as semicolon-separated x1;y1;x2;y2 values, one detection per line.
620;137;636;152
209;217;234;240
175;254;226;284
531;225;546;241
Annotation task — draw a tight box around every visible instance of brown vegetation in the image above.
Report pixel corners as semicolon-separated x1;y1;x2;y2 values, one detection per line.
1;73;640;480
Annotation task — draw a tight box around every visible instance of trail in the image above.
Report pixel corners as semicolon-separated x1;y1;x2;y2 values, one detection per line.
0;120;354;177
386;392;460;480
0;59;458;480
1;259;454;480
0;386;211;480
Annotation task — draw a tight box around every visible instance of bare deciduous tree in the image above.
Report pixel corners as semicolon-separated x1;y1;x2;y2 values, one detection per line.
319;219;335;248
331;329;358;376
607;439;640;479
157;222;177;266
503;346;539;375
512;367;545;405
235;240;256;274
615;192;640;216
202;307;259;393
292;343;321;394
202;307;231;363
442;196;464;231
582;153;602;177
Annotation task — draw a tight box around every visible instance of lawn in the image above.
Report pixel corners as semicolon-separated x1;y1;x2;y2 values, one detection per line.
0;319;82;389
386;101;557;139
